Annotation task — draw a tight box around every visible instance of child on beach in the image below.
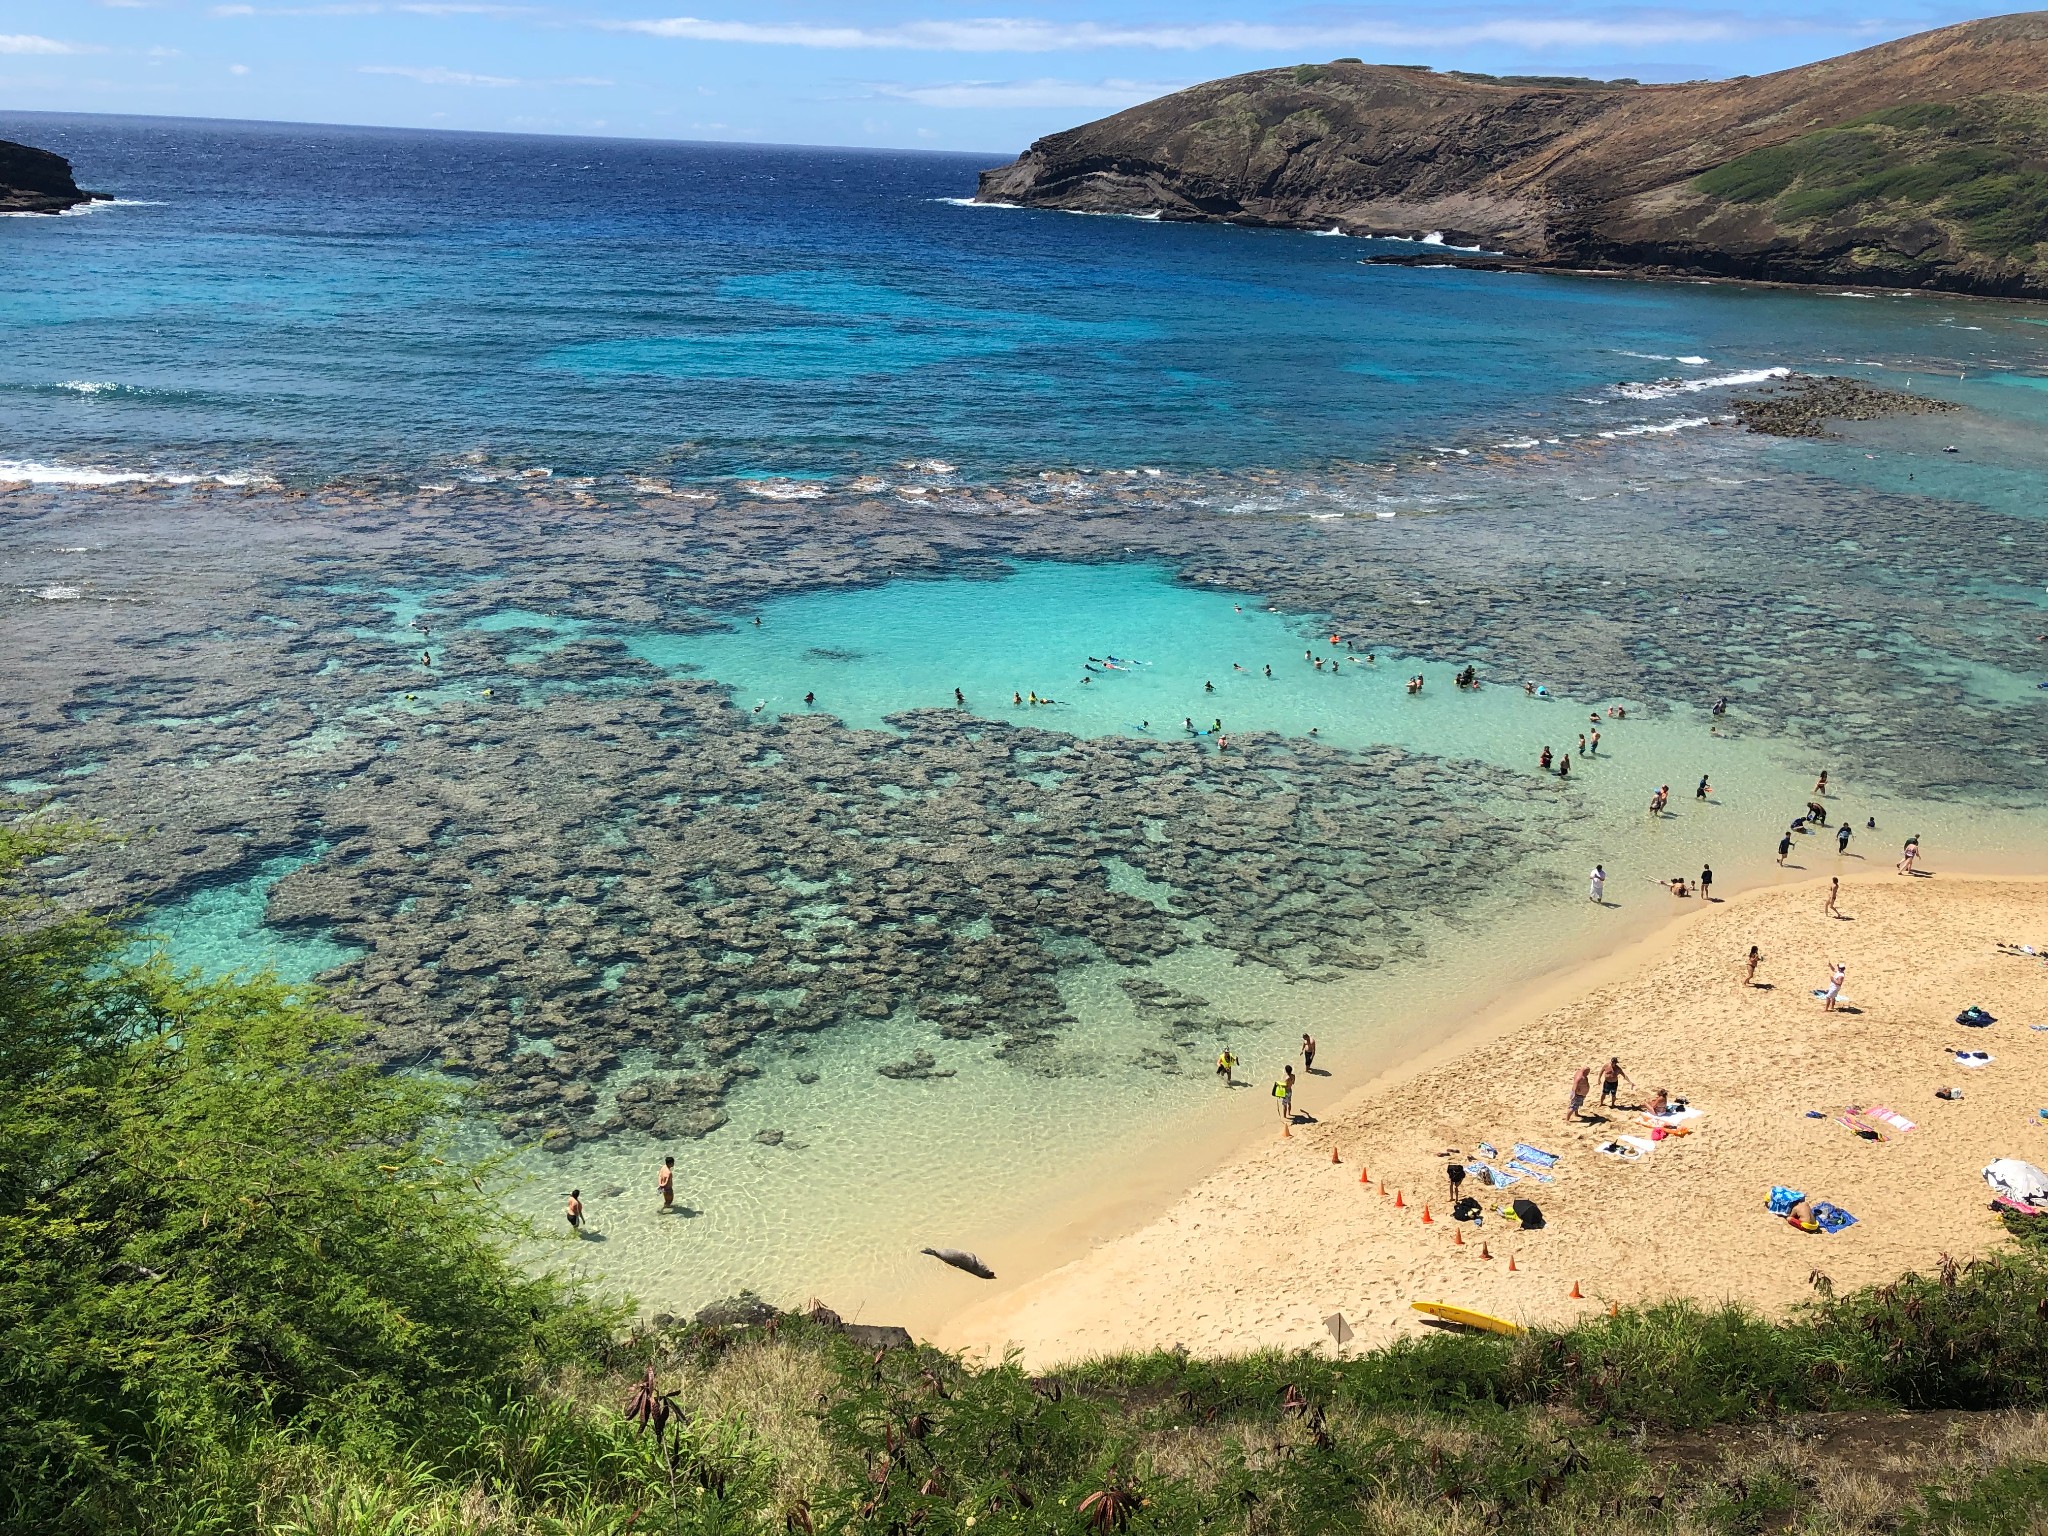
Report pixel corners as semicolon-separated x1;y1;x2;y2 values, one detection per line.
1745;945;1762;986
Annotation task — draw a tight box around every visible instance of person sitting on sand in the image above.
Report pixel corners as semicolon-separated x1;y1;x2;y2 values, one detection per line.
1668;877;1691;897
1786;1197;1820;1233
1646;1088;1672;1117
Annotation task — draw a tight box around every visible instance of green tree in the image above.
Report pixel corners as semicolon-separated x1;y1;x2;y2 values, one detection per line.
0;815;595;1530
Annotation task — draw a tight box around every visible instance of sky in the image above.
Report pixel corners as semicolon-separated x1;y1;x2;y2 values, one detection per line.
0;2;2015;154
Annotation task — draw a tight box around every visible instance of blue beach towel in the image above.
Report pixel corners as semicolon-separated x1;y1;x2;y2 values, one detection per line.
1511;1142;1560;1169
1467;1161;1520;1188
1813;1202;1857;1234
1506;1159;1556;1184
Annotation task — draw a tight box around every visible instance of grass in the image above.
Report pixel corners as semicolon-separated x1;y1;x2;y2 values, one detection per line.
1693;95;2048;260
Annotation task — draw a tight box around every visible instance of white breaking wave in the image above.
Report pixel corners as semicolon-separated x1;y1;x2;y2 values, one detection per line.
0;458;271;487
738;479;829;501
1597;416;1713;439
1612;366;1788;400
57;380;122;395
1418;230;1500;254
933;197;1022;209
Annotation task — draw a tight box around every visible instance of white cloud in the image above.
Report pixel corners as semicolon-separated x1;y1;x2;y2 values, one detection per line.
608;14;1751;53
360;63;612;86
874;76;1185;109
229;62;250;73
364;63;522;84
0;34;87;54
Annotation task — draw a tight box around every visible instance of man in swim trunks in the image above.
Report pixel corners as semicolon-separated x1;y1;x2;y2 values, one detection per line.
658;1156;675;1209
1837;822;1851;854
1599;1056;1632;1108
1566;1065;1592;1122
1777;833;1792;866
1276;1066;1295;1137
566;1190;584;1236
1301;1033;1317;1073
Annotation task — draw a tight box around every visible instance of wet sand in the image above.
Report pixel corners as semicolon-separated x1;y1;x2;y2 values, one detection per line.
938;872;2048;1365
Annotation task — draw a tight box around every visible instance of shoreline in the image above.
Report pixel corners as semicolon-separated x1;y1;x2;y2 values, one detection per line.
932;867;2048;1365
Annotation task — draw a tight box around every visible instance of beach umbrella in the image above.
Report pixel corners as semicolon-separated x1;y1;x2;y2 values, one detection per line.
1983;1159;2048;1206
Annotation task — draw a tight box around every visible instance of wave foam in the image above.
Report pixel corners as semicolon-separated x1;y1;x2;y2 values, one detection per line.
0;458;270;487
1597;415;1713;439
1612;366;1788;401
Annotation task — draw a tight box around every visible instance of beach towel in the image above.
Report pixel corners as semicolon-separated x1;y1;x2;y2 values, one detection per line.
1812;1201;1857;1234
1955;1050;1995;1068
1477;1142;1499;1160
1648;1106;1703;1124
1618;1134;1658;1157
1505;1159;1556;1184
1466;1161;1519;1188
1865;1106;1917;1136
1992;1194;2048;1216
1835;1109;1886;1142
1767;1185;1805;1216
1598;1141;1643;1161
1510;1142;1560;1169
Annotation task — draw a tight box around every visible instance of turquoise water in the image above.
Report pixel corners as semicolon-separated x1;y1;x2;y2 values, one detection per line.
134;852;362;985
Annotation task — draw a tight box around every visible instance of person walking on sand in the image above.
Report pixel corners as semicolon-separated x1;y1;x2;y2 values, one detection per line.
1899;835;1920;876
1823;962;1846;1012
1275;1065;1296;1136
1566;1065;1593;1123
1699;864;1714;902
1301;1033;1317;1073
1745;944;1762;986
1824;877;1840;917
1589;864;1605;903
658;1156;675;1210
566;1190;584;1236
1216;1048;1237;1086
1600;1056;1633;1108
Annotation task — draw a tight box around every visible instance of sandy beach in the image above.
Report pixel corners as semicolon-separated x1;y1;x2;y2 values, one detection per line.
939;873;2048;1365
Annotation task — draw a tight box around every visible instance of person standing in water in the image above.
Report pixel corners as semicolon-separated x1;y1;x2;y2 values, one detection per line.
1837;821;1851;855
1302;1033;1317;1073
1699;864;1714;902
658;1156;675;1210
566;1190;584;1236
1696;775;1711;800
1216;1049;1237;1086
1777;832;1792;866
1589;864;1605;903
1275;1065;1296;1137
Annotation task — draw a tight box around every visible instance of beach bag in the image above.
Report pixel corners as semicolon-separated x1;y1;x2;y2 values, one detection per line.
1957;1007;1996;1027
1452;1196;1482;1223
1767;1185;1804;1216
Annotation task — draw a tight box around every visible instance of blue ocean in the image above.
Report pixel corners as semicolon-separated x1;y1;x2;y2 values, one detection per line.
7;111;2048;486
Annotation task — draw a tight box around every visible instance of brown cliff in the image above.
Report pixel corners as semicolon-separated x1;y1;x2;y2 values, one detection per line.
976;12;2048;296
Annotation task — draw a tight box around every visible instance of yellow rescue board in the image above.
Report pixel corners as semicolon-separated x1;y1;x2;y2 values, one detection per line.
1410;1301;1525;1336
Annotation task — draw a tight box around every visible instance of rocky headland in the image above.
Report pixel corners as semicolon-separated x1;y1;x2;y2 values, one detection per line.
1;138;97;215
977;12;2048;297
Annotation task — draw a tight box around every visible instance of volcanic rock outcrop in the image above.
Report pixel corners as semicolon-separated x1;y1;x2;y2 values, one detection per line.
977;12;2048;296
1;138;96;215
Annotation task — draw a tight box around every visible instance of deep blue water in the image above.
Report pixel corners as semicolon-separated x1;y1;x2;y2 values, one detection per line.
4;111;2048;485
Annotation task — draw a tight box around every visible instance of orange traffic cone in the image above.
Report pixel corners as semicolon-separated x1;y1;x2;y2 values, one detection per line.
1506;1253;1515;1271
1569;1281;1584;1300
1609;1301;1619;1317
1359;1167;1369;1184
1453;1227;1464;1246
1331;1147;1341;1164
1480;1242;1492;1260
1420;1204;1433;1224
1393;1189;1406;1209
